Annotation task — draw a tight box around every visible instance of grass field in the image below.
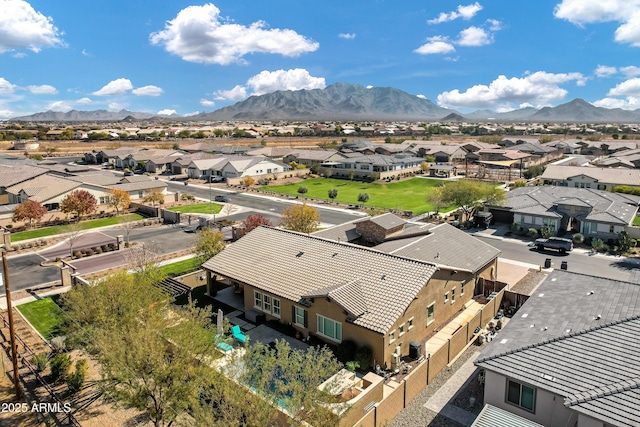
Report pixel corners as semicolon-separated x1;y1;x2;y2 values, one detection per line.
17;297;64;340
160;257;202;277
634;216;640;226
263;177;453;215
11;213;144;242
167;203;223;214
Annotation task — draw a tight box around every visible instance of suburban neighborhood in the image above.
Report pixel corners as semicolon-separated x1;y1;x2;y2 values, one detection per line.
1;118;640;427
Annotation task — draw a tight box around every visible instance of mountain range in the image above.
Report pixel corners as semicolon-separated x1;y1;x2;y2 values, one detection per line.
10;83;640;123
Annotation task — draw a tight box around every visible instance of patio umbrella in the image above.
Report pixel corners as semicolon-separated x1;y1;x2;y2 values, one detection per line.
217;308;224;335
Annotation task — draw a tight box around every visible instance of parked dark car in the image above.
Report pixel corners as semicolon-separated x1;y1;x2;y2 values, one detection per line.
214;195;229;202
534;237;573;253
473;211;494;228
123;171;134;176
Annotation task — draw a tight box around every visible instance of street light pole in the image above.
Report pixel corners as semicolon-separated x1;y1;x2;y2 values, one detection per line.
209;175;212;215
1;250;21;399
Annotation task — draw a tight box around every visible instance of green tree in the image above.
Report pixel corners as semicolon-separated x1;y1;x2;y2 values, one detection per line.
195;227;226;261
297;185;308;195
108;188;131;215
281;203;320;234
427;186;445;213
617;231;636;253
328;188;338;201
357;192;370;207
438;180;505;221
12;199;48;228
241;340;343;427
60;271;220;427
60;189;98;220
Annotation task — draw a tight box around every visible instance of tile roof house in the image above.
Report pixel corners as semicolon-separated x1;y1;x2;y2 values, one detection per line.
541;164;640;190
476;270;640;427
488;186;640;241
321;154;424;180
283;149;346;166
201;226;485;368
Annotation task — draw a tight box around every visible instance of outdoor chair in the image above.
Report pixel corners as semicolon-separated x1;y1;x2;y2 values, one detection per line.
214;334;233;353
231;325;248;344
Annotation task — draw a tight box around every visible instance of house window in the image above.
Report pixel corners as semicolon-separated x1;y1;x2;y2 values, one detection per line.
263;295;271;313
609;224;615;233
294;306;306;327
253;291;262;310
408;318;414;330
444;293;449;303
317;315;342;342
507;379;536;412
427;303;435;325
99;196;106;204
272;298;280;318
399;324;405;337
461;281;465;296
451;288;455;303
389;330;395;343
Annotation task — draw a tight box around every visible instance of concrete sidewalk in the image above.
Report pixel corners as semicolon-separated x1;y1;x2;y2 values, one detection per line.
424;350;481;426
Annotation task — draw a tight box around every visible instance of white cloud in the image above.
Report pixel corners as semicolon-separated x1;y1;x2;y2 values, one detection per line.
621;65;640;77
150;4;318;65
0;109;14;118
457;26;492;46
607;78;640;96
414;36;455;55
436;71;585;109
81;49;90;56
593;96;639;109
46;100;72;111
132;85;163;96
183;111;200;117
366;85;374;89
0;0;64;53
200;99;215;107
214;85;248;101
595;65;618;77
428;2;483;24
487;19;503;31
215;69;325;101
554;0;640;46
76;97;92;104
0;78;17;94
12;52;27;58
339;33;356;39
157;109;177;116
27;84;57;95
92;78;133;96
108;102;125;111
246;69;325;96
416;94;426;99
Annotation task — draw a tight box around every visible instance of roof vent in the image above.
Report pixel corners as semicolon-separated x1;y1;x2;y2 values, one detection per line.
296;251;304;258
332;252;338;258
381;274;386;280
594;314;602;320
587;290;594;295
435;252;440;259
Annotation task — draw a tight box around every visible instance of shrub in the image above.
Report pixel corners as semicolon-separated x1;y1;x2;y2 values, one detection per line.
354;345;373;369
572;233;585;244
67;359;88;393
86;249;95;256
599;244;610;253
50;353;72;382
297;185;308;195
591;238;604;252
527;228;538;239
336;339;358;363
32;352;49;373
101;245;109;252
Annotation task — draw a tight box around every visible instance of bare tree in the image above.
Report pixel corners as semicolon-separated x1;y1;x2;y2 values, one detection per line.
118;214;137;245
63;223;85;258
121;241;162;280
222;203;234;217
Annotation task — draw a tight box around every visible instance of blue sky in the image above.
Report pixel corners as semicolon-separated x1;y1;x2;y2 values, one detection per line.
2;0;640;118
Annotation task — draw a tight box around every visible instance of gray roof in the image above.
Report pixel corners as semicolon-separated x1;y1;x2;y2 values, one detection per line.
312;217;363;242
541;165;640;186
5;173;81;203
477;270;640;427
201;226;438;334
374;223;501;273
471;404;544;427
0;164;48;188
334;154;423;166
356;212;406;230
503;186;640;225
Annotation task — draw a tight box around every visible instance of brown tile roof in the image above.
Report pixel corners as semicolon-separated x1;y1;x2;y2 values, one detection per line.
202;227;438;334
5;173;81;203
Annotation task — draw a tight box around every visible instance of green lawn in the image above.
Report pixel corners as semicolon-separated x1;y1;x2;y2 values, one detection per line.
11;213;144;242
634;216;640;226
167;203;223;214
17;297;64;340
263;177;453;215
160;257;202;277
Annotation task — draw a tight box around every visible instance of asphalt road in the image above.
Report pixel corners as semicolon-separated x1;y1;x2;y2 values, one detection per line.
167;181;366;226
475;234;640;283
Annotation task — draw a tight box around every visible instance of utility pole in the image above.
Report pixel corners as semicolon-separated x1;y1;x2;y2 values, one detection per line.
1;250;21;399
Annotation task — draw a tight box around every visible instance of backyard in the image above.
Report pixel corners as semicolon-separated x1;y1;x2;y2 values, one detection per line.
167;202;223;214
262;177;454;215
17;296;64;340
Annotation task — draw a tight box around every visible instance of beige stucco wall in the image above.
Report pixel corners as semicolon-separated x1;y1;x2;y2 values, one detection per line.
483;370;575;427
